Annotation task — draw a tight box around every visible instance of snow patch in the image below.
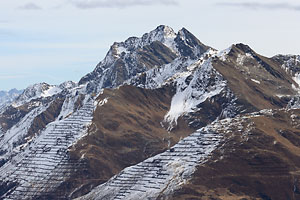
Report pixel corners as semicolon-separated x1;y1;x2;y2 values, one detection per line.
116;46;129;55
164;59;227;130
41;86;62;98
251;79;260;84
293;72;300;87
237;53;252;65
97;98;109;107
217;45;232;61
287;96;300;109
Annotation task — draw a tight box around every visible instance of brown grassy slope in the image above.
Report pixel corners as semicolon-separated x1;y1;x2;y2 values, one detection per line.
212;44;296;111
170;109;300;200
63;85;194;198
27;97;65;138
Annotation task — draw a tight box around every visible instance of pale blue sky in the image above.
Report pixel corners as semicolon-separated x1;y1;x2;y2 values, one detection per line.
0;0;300;90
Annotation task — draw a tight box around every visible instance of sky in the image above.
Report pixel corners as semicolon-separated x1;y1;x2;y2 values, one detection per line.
0;0;300;91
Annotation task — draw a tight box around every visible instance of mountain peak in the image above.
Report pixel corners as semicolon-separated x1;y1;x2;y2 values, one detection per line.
150;24;177;39
155;24;173;31
12;81;76;107
175;27;210;59
232;43;255;54
226;43;259;60
79;25;211;89
106;25;177;59
106;25;208;59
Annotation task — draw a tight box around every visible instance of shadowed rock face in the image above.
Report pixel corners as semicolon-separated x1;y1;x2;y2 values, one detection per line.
138;41;177;69
27;97;65;139
175;28;209;59
0;105;31;132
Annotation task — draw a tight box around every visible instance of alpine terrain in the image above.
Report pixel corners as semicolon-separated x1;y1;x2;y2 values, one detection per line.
0;89;23;111
1;25;300;200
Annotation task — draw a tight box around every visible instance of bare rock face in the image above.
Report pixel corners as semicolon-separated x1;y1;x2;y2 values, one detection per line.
1;25;300;200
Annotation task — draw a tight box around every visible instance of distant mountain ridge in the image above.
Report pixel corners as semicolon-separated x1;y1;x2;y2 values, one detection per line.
0;89;23;110
0;25;300;200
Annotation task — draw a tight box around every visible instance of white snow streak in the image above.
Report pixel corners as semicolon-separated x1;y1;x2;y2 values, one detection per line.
164;60;227;129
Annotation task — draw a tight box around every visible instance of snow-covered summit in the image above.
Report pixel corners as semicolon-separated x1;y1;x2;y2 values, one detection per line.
12;81;77;107
119;25;178;53
97;25;178;65
79;25;210;93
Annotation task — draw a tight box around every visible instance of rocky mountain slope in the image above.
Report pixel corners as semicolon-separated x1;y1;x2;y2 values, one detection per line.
0;25;300;200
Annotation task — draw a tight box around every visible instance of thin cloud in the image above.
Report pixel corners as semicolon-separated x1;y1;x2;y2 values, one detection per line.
69;0;178;9
18;3;42;10
0;75;27;79
0;29;14;37
0;20;9;23
217;2;300;11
